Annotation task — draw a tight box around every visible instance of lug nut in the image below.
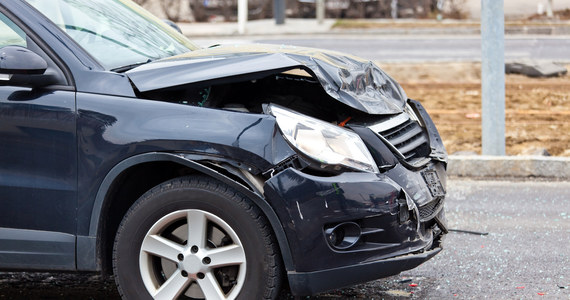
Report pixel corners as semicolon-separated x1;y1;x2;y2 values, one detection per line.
197;272;205;279
181;270;188;277
177;253;184;261
202;257;211;265
191;246;199;253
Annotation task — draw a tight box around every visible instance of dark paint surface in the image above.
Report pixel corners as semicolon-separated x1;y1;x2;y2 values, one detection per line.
0;87;76;233
75;92;289;235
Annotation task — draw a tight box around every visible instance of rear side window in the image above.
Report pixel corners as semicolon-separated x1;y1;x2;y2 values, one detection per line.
0;12;26;48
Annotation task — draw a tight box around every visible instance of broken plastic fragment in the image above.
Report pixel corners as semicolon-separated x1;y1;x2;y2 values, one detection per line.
409;283;418;287
338;116;351;127
516;286;525;289
537;292;545;296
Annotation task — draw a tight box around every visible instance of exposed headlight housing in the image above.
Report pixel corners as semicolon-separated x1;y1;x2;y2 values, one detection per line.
267;104;379;173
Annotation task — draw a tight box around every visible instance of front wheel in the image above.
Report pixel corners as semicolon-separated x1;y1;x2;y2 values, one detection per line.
113;176;282;300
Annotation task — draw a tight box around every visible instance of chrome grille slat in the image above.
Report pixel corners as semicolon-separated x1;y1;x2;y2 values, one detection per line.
368;112;431;166
385;123;423;146
368;113;410;133
397;134;429;155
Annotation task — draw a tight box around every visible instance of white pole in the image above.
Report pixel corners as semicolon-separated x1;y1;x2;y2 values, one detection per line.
546;0;554;18
391;0;398;19
481;0;505;155
238;0;247;34
316;0;325;25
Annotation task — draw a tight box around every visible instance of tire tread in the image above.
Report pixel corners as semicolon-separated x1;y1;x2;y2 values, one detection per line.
112;175;282;300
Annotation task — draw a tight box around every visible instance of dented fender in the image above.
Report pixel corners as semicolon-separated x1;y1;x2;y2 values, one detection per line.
75;92;297;235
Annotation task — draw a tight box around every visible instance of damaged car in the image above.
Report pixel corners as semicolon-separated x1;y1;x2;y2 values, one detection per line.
0;0;448;299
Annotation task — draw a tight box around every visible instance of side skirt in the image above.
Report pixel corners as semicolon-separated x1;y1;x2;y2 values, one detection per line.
0;227;75;271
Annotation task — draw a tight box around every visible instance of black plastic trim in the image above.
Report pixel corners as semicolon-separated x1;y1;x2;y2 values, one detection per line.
288;247;442;296
0;228;75;271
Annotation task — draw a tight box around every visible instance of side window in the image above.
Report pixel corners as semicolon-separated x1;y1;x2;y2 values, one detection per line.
0;12;26;48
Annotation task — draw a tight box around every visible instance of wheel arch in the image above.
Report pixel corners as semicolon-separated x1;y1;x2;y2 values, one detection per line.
79;152;294;274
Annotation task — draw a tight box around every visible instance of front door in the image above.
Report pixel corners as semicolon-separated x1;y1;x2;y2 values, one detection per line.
0;10;77;270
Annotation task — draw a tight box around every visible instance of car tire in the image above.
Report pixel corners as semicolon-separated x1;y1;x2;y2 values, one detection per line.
113;175;282;300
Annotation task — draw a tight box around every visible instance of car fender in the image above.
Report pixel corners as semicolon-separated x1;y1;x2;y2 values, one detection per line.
77;152;294;273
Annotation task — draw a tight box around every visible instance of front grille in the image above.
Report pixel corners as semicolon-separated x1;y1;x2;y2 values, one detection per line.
369;113;431;166
418;198;443;221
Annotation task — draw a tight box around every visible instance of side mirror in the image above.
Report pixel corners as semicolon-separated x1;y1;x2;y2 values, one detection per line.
0;46;56;87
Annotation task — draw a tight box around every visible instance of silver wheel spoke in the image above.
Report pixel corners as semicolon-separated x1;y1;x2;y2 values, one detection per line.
153;271;190;300
198;272;226;300
206;245;246;268
186;210;208;248
140;208;246;300
141;234;183;262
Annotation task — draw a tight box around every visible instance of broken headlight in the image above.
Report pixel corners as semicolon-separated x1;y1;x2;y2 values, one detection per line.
268;104;379;173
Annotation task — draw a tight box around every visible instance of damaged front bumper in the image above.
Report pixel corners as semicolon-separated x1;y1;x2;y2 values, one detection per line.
288;247;442;296
262;99;448;296
264;159;447;295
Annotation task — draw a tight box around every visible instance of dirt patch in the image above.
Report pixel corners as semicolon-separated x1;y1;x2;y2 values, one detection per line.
377;62;570;156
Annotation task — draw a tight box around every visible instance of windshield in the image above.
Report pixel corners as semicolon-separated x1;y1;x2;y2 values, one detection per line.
26;0;199;70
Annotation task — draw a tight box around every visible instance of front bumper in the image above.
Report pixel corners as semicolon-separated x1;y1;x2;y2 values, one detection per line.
288;247;442;295
264;159;447;295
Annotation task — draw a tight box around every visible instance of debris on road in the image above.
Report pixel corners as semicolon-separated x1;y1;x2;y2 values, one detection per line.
506;61;567;77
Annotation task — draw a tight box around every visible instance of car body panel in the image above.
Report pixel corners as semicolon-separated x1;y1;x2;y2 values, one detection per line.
126;44;408;115
265;163;446;272
0;87;76;233
0;85;77;270
75;92;295;235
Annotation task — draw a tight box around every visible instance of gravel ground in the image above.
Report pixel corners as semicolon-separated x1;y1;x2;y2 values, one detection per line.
1;179;569;299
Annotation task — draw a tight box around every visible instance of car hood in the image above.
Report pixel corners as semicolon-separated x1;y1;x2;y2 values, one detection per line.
126;44;407;115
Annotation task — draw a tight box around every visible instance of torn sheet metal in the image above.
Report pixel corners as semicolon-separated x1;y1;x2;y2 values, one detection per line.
126;44;407;115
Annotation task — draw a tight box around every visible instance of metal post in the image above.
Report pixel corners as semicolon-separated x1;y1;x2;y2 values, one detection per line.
546;0;554;18
273;0;285;25
238;0;247;34
316;0;325;25
481;0;505;155
391;0;398;19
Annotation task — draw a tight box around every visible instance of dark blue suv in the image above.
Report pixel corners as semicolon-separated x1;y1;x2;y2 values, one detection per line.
0;0;448;299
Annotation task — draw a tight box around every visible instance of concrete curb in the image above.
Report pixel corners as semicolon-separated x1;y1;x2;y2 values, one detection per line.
448;155;570;179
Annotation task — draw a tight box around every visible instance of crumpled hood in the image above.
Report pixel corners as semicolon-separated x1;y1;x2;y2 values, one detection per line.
126;44;407;114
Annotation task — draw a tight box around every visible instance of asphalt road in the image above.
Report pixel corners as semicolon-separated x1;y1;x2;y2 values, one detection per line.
193;36;570;63
1;179;569;299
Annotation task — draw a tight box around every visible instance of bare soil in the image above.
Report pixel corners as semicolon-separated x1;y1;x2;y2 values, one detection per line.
377;62;570;156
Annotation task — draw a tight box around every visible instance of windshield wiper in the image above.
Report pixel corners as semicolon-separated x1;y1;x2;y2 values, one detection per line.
111;59;153;73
